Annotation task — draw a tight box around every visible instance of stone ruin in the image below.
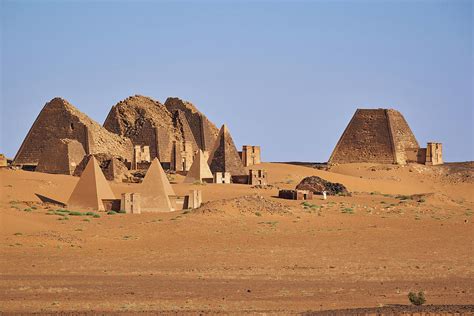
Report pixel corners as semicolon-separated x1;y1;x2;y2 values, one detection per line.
248;169;267;186
36;139;85;175
12;95;254;183
278;189;313;200
329;109;443;165
73;153;130;182
296;176;350;196
103;95;219;172
240;145;261;167
0;154;8;167
13;98;133;169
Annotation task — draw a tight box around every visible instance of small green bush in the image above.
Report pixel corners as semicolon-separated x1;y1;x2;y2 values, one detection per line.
23;208;32;212
107;211;117;215
93;214;101;218
83;218;91;222
85;212;95;216
68;211;83;216
31;206;37;210
56;209;70;213
117;210;126;214
408;291;426;306
341;208;354;214
255;212;262;217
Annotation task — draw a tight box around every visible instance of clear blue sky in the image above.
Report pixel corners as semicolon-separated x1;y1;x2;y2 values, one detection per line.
1;0;472;162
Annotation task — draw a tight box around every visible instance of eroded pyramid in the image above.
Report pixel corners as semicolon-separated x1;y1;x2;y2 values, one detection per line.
329;109;419;164
185;150;213;183
67;156;116;211
208;125;246;176
137;158;174;212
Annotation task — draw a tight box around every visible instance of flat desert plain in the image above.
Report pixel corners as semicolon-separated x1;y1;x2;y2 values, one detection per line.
1;162;473;314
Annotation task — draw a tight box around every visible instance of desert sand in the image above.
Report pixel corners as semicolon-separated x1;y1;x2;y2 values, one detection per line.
1;162;473;314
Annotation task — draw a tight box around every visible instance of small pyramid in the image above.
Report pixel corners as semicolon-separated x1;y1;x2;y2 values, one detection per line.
138;158;174;212
208;124;246;176
67;156;115;211
184;150;213;183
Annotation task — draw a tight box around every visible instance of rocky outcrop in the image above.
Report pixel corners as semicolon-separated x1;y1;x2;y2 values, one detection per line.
296;176;350;196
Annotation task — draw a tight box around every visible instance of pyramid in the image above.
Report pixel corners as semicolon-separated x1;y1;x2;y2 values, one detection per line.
137;158;174;212
14;97;132;167
184;150;213;183
208;125;246;176
67;156;116;211
329;109;420;165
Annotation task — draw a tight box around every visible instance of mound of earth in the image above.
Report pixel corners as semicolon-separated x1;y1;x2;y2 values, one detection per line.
194;195;292;216
296;176;350;196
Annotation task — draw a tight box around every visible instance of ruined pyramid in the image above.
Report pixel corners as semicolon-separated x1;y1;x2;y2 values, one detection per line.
208;125;246;176
137;158;175;212
184;150;213;183
67;156;116;211
14;97;133;167
329;109;420;165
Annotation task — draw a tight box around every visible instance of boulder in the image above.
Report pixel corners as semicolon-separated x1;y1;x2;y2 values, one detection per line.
296;176;350;196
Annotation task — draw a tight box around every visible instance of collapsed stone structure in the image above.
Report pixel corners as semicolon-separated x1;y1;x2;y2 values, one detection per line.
73;153;130;182
103;95;219;171
329;109;443;165
13;98;133;169
296;176;350;196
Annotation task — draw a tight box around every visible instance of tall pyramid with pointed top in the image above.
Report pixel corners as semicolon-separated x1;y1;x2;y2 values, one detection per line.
137;158;175;212
329;109;420;165
208;125;246;176
185;150;213;183
67;156;116;211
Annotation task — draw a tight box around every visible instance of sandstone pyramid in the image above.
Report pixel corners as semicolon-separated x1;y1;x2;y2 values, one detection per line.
67;156;116;211
103;95;219;168
329;109;420;165
14;97;133;168
36;139;85;175
184;150;214;183
208;125;246;176
137;158;175;212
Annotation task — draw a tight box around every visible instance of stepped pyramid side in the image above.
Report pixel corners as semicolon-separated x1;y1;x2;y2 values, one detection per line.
165;97;219;151
36;139;86;175
67;156;115;211
137;158;174;212
103;95;177;162
208;125;246;176
14;97;133;166
329;109;419;164
185;150;213;183
173;110;199;153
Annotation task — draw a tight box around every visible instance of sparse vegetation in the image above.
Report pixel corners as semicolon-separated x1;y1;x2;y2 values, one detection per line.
13;232;23;236
255;212;262;216
107;211;117;215
68;211;83;216
23;208;32;212
408;291;426;306
341;208;354;214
